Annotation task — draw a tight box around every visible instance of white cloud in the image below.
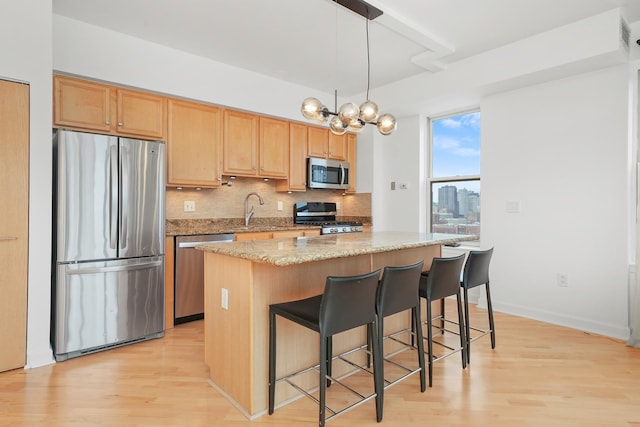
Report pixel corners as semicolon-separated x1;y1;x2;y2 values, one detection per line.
434;136;479;157
441;118;461;128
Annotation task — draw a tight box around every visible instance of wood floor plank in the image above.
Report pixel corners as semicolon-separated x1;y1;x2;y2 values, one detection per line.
1;303;639;426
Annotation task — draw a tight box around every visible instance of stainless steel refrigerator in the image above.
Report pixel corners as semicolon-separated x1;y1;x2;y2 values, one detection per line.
52;129;166;361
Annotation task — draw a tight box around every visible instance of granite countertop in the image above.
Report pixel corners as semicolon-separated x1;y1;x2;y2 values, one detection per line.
165;217;371;236
196;232;477;266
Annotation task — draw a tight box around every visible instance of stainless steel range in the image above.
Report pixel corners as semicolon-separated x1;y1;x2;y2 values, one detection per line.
293;202;363;234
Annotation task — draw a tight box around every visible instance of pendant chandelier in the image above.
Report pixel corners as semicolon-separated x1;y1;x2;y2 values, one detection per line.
301;0;397;136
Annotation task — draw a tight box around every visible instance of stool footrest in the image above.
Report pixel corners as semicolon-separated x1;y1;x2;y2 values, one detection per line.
275;345;378;423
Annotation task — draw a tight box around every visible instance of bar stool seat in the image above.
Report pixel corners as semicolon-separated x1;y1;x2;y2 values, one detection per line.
461;247;495;364
418;254;467;387
268;269;383;427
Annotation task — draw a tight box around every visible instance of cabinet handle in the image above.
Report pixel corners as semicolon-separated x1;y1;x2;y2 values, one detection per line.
118;122;124;126
0;236;18;241
105;120;111;125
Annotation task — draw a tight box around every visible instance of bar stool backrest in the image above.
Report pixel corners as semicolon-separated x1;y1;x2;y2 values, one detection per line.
422;254;465;301
377;260;424;317
319;269;381;337
462;248;493;289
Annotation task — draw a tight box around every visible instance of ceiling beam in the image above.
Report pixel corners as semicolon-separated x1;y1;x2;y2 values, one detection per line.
332;0;383;20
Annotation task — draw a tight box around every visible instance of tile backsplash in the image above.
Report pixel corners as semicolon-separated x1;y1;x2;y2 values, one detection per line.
166;177;371;220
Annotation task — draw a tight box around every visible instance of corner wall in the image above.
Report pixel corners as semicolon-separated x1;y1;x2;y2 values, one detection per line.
0;1;54;367
481;65;630;338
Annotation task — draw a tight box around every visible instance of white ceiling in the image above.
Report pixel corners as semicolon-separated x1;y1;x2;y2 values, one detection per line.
53;0;640;97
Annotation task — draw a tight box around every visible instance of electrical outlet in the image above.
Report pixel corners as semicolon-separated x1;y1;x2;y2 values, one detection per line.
277;201;283;211
557;273;569;287
221;288;229;309
184;200;196;212
336;202;341;210
399;182;409;190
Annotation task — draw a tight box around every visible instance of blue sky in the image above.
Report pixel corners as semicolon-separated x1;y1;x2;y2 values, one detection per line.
431;111;481;200
432;111;481;177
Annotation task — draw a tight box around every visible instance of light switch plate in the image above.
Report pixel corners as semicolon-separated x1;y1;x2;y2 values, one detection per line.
277;201;283;211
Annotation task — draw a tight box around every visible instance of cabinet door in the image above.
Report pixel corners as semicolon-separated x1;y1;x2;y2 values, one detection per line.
0;80;28;372
345;133;357;193
307;126;329;158
276;122;307;192
259;117;289;178
235;232;273;241
167;99;221;188
54;75;113;133
116;89;166;139
223;110;259;176
328;132;348;160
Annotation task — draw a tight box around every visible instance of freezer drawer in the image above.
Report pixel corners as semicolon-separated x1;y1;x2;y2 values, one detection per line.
54;256;165;361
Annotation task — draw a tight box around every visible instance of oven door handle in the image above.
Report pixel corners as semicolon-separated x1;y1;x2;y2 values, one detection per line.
339;162;345;186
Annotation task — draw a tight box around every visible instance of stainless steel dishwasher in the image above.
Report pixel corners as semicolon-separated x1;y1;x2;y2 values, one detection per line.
175;233;234;324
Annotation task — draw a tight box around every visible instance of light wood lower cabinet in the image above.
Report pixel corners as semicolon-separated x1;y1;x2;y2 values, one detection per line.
0;79;29;372
234;229;321;241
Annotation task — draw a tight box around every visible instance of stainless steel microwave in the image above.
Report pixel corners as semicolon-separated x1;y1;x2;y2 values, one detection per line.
307;157;350;190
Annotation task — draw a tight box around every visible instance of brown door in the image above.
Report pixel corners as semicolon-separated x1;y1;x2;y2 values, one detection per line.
0;79;29;372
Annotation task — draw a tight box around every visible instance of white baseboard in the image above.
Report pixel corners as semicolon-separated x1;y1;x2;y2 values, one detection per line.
492;300;630;341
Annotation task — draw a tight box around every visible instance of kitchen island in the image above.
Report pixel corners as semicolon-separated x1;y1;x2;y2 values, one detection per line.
197;232;476;418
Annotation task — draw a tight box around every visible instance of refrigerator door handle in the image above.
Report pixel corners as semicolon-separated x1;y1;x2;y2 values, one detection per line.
65;260;163;275
109;144;118;250
120;145;128;251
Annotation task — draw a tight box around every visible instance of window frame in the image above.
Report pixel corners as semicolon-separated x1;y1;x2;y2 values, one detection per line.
427;109;481;245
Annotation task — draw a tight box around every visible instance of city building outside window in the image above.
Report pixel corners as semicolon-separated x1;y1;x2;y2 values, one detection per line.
429;110;480;242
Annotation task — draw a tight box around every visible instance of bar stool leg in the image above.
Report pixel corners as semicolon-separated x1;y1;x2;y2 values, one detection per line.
319;335;327;427
373;320;383;422
426;299;434;387
268;310;276;414
486;284;496;349
412;306;426;392
456;293;467;369
463;286;471;364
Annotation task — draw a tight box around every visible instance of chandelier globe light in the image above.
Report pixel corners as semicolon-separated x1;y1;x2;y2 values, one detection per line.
300;0;396;136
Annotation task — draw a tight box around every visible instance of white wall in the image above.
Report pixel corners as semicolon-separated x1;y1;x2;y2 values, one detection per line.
0;1;53;367
482;65;630;338
372;115;427;232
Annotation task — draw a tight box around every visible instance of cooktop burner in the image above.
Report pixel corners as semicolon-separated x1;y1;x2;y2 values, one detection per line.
293;202;363;234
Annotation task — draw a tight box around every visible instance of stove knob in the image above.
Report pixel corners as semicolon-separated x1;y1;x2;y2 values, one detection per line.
342;227;348;233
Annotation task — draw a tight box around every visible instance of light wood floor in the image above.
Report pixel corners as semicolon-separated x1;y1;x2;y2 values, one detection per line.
1;304;639;426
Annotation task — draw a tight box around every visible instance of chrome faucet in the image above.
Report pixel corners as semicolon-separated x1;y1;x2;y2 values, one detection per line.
244;192;265;226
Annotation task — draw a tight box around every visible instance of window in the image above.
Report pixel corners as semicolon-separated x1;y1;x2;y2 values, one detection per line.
429;111;481;241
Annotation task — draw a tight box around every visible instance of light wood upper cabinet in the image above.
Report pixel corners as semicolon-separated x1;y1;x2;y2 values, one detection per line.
276;122;308;192
345;133;357;194
0;80;29;372
223;110;259;176
328;132;348;161
54;75;166;139
223;110;288;179
116;88;165;139
307;126;329;158
259;117;289;178
54;75;112;133
307;125;347;160
167;99;222;188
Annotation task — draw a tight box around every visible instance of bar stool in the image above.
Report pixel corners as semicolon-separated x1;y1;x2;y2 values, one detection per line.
268;269;383;427
461;247;495;364
375;261;426;400
418;254;466;387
